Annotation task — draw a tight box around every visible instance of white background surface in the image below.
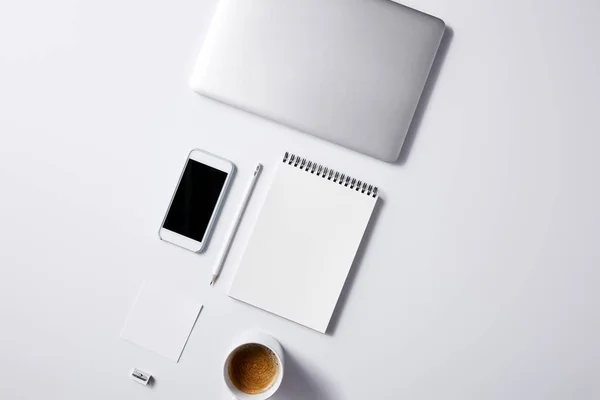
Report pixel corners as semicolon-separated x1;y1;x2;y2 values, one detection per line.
0;0;599;399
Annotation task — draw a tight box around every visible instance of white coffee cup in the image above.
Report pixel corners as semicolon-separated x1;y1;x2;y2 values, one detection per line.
223;331;285;400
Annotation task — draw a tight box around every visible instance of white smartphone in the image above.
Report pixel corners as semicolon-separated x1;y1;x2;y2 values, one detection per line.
159;149;235;252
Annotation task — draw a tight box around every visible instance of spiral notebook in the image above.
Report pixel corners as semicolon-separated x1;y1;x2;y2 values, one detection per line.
229;152;379;333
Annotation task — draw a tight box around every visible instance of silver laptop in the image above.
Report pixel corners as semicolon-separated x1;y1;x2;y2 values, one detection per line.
190;0;445;162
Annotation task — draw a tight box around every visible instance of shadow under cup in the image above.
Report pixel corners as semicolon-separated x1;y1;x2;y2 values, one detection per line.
224;339;284;400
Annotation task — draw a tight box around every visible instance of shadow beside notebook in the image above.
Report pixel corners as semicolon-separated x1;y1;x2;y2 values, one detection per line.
396;26;454;165
327;197;384;335
277;352;336;400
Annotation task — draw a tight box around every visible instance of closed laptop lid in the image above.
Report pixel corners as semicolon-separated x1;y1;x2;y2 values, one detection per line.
190;0;445;162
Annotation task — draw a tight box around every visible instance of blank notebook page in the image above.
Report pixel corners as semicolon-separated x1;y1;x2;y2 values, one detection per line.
229;154;378;333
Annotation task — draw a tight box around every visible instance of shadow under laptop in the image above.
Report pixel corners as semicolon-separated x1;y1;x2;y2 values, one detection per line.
326;197;384;335
396;26;454;165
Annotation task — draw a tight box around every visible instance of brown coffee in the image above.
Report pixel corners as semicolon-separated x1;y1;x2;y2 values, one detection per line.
228;343;280;394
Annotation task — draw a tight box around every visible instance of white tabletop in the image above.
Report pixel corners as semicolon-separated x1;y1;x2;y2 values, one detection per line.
1;0;599;399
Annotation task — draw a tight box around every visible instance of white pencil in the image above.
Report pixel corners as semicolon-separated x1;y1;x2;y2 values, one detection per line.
210;163;262;286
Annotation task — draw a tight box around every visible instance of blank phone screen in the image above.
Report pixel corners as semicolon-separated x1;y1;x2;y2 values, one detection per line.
163;159;228;242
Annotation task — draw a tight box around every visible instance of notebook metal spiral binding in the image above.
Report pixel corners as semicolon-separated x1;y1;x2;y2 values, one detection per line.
283;152;379;198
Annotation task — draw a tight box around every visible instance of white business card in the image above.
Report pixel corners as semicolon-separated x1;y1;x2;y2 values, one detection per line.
121;281;202;362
